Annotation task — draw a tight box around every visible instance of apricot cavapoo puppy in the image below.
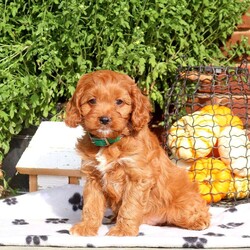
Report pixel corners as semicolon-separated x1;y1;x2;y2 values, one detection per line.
65;70;210;236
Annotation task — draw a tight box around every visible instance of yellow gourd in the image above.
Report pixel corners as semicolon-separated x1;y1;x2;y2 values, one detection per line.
201;105;243;131
218;126;250;177
170;156;193;170
168;111;220;161
227;176;250;199
188;158;231;203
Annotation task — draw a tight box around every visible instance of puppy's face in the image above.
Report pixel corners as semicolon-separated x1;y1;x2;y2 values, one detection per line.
65;70;152;138
79;77;133;138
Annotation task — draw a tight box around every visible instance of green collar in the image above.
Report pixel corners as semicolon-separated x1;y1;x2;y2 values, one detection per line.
88;133;122;147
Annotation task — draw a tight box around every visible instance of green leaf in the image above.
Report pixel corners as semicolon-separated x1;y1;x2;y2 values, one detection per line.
9;103;15;119
138;58;146;75
149;55;156;67
43;105;49;118
30;94;40;106
0;111;8;122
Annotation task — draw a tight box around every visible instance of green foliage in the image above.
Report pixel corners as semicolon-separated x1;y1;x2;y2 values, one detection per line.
0;170;18;198
0;0;250;162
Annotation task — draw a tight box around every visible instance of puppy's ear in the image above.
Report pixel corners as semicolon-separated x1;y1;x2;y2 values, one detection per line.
64;94;82;128
130;84;152;131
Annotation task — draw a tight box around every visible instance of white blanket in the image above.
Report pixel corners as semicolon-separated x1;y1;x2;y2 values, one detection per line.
0;184;250;248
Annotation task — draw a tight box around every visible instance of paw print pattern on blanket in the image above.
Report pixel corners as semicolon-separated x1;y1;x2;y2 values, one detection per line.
87;243;96;247
45;218;69;224
182;237;207;248
26;235;48;245
68;192;83;211
203;232;224;237
224;207;237;213
57;230;70;234
3;197;17;205
218;222;244;229
12;219;29;225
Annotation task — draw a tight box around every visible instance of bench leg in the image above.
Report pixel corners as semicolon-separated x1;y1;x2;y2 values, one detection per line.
29;175;38;192
69;176;79;185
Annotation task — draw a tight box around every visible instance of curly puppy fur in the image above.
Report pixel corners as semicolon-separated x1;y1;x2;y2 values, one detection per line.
65;70;210;236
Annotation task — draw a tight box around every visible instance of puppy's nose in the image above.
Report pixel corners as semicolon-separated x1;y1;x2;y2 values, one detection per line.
99;116;111;125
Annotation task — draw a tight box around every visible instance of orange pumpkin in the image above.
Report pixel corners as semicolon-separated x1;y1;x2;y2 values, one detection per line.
201;105;243;130
188;158;231;203
227;176;250;199
168;111;220;161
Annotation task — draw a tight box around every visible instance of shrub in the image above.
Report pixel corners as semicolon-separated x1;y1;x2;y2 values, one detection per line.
0;0;250;162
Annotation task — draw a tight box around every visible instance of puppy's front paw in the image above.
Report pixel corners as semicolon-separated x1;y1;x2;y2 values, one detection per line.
70;222;98;236
182;206;210;230
189;214;210;230
106;225;138;236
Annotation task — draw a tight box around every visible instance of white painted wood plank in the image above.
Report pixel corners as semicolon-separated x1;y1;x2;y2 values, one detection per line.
16;148;81;170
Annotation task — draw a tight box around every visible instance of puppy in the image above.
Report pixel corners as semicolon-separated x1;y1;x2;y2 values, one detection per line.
65;70;210;236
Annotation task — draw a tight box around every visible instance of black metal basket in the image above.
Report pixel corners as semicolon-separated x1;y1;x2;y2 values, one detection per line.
164;61;250;205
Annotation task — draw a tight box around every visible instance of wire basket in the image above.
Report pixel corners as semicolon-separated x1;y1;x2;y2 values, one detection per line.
164;61;250;205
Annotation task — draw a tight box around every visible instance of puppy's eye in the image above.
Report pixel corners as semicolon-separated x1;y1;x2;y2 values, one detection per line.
115;99;123;105
88;98;97;105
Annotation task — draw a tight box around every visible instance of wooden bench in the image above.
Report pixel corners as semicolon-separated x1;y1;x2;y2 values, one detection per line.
16;122;83;192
